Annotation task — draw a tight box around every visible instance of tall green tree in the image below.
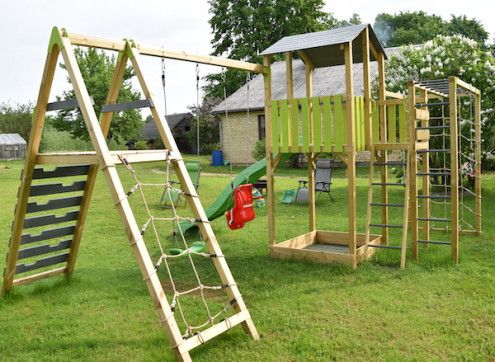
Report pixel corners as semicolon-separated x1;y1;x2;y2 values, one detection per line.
52;48;143;144
374;11;489;47
205;0;360;99
0;103;33;141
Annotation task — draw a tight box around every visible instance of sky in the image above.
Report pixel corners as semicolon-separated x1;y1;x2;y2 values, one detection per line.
0;0;494;116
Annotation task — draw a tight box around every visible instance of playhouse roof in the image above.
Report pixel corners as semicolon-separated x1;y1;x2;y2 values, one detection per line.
260;24;386;67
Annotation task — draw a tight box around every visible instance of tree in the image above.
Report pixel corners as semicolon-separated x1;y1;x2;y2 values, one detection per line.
205;0;360;99
52;48;143;144
0;103;33;141
385;35;495;166
374;11;489;47
186;98;222;154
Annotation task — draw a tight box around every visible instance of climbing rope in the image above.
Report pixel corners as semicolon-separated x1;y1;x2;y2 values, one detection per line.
118;154;235;338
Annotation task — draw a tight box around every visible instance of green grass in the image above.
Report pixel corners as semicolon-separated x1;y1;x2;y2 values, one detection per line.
0;159;494;361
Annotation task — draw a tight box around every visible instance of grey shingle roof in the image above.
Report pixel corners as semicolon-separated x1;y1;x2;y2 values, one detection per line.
141;113;192;140
212;47;401;114
0;133;26;145
261;24;386;67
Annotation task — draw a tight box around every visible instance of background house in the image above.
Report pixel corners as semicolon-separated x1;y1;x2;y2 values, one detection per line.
212;47;399;165
0;133;26;160
141;112;193;152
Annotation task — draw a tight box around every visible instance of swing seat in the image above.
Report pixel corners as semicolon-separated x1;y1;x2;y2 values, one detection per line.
168;241;206;256
282;189;297;204
226;184;255;230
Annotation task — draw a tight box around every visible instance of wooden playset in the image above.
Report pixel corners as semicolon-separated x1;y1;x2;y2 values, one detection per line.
260;24;481;269
1;23;483;361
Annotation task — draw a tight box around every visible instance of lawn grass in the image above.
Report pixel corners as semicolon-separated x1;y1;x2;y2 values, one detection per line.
0;159;494;361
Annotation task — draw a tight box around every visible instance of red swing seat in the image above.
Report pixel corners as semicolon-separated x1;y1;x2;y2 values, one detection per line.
226;184;255;230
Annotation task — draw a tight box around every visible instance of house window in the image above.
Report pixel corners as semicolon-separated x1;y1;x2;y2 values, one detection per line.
258;115;265;140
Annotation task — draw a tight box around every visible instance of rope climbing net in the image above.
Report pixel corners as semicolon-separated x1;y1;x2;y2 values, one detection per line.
118;153;236;339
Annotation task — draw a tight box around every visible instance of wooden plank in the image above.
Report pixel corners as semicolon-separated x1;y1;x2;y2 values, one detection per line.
322;96;332;151
408;82;419;260
474;93;482;234
415;109;429;121
291;98;299;151
18;240;72;259
285;52;294;150
311;97;322;151
300;98;310;152
279;100;289;152
29;181;86;196
32;165;90;179
1;33;61;297
23;210;79;229
385;90;405;99
15;252;69;274
387;105;397;143
362;27;372;149
378;99;404;106
65;30;264;73
398;103;407;143
101;98;153;113
13;266;66;287
372;102;379;144
373;143;409;150
416;129;430;140
449;77;459;263
36;150;180;165
26;196;82;213
377;53;388;244
333;95;345;152
21;225;75;245
270;101;280;151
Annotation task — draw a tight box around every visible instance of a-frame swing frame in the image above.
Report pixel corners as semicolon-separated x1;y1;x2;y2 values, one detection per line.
2;27;259;361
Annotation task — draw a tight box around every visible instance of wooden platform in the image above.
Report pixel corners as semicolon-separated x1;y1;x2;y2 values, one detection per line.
269;230;382;265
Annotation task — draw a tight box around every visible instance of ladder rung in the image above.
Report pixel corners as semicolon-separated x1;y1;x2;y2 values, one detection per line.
369;223;403;229
101;99;154;113
417;149;449;153
416;126;450;130
417;217;451;222
417;195;450;200
367;244;402;250
417;172;450;176
415;101;450;107
15;252;69;274
370;203;404;207
373;162;406;167
371;182;406;187
417;240;451;245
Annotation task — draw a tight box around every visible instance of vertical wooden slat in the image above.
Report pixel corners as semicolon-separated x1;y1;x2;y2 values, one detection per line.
279;100;289;153
387;105;397;144
291;98;299;150
377;52;388;244
419;88;430;245
474;92;482;235
372;101;379;144
408;82;419;260
270;101;280;152
334;95;345;152
398;103;407;143
285;52;294;151
322;96;332;151
362;26;372;149
312;97;322;151
301;98;310;152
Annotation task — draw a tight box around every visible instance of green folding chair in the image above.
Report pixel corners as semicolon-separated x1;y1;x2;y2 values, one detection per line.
160;161;201;207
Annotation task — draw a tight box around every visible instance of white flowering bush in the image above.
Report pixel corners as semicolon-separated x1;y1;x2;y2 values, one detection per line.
386;35;495;169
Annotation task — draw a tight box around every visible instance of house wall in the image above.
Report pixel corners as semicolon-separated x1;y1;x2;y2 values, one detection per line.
219;110;263;165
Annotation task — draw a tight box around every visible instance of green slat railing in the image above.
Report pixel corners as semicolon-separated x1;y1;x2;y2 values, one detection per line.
334;95;345;152
290;98;299;151
301;98;310;152
271;103;280;151
322;96;332;151
311;97;322;152
279;100;289;152
398;103;407;143
372;101;379;144
387;105;397;143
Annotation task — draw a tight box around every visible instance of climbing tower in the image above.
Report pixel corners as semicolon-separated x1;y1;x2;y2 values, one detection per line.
1;27;259;361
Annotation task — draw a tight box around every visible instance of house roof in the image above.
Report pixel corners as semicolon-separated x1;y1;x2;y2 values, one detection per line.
261;24;386;67
212;47;401;114
0;133;26;145
141;113;192;140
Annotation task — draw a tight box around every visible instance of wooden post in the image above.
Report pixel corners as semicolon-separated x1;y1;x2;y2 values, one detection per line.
377;52;388;244
344;42;356;266
1;43;60;297
419;88;430;244
263;56;276;245
474;92;482;235
408;82;419;260
66;51;129;275
285;52;294;152
449;77;459;263
362;26;372;149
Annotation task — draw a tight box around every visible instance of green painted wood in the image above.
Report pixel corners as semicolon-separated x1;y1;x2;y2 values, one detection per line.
311;97;322;152
301;98;310;152
372;101;379;144
355;97;363;151
360;97;366;150
398;103;407;143
387;104;397;143
334;95;345;152
322;96;332;151
271;101;280;152
291;98;299;151
279;100;289;152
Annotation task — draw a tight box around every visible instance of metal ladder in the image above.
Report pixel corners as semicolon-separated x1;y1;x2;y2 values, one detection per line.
364;145;410;268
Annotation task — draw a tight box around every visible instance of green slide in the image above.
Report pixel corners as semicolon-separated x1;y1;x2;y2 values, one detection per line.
179;155;289;233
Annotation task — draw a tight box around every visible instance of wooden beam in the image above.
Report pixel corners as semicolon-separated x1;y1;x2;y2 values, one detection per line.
65;29;264;73
13;267;67;287
362;26;372;149
449;77;459;263
385;90;405;99
474;93;482;235
377;52;388;244
344;42;357;267
455;77;481;95
36;150;180;165
285;52;294;151
1;41;60;297
408;82;419;260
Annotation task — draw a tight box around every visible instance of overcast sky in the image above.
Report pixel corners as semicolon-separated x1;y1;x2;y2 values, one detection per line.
1;0;494;116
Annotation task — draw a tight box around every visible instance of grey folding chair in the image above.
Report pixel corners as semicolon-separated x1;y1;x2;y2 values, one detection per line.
315;158;334;203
